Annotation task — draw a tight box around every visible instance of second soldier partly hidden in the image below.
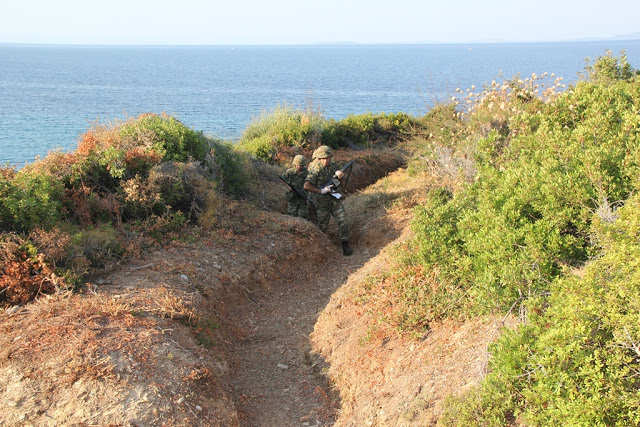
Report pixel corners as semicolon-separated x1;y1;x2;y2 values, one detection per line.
280;146;354;256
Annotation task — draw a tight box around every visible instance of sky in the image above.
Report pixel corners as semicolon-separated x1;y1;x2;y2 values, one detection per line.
1;0;639;45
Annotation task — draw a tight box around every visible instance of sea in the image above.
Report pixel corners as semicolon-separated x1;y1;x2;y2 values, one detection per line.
1;40;640;166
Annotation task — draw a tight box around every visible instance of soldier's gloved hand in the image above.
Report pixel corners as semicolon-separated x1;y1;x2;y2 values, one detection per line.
320;186;332;194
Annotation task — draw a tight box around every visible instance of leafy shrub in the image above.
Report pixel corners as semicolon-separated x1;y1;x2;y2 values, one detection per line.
441;193;640;426
208;139;250;195
238;105;324;160
322;112;417;148
406;104;474;184
0;113;247;302
236;134;277;162
7;113;243;232
238;108;419;160
67;224;124;272
121;160;224;220
0;172;64;232
581;49;639;86
395;53;640;329
119;113;210;162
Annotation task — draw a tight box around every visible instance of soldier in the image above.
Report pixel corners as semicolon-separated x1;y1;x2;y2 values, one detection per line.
304;145;353;256
281;154;311;220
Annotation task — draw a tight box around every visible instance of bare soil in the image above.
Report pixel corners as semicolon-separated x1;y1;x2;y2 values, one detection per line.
0;167;507;426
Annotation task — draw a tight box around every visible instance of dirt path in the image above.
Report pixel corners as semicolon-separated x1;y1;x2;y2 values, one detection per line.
227;244;374;426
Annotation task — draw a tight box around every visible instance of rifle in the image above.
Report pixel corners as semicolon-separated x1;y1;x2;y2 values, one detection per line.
322;159;355;200
279;176;315;207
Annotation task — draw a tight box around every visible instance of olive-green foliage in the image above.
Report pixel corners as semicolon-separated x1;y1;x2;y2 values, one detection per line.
2;114;249;231
237;107;419;161
238;105;324;161
441;194;640;426
404;53;640;326
0;172;64;232
0;114;251;297
209;139;249;195
237;134;277;163
64;114;211;192
581;49;639;86
411;51;640;426
322;112;417;148
120;113;210;162
68;224;124;270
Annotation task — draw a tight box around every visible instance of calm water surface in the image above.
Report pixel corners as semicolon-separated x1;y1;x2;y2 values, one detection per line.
1;41;639;165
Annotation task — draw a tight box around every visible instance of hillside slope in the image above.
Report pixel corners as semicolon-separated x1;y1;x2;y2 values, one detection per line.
2;156;481;426
0;161;504;427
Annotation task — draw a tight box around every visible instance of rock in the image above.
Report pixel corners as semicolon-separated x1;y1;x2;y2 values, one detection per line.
5;306;21;315
276;363;289;370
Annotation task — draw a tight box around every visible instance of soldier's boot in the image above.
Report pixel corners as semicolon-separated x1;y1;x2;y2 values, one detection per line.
342;241;353;256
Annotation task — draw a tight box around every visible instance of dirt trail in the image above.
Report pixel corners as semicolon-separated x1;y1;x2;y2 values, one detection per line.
0;161;420;426
227;244;375;426
0;161;506;426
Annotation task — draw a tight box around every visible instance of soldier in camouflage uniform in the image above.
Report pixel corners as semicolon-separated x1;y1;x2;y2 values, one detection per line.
281;155;310;220
304;145;353;256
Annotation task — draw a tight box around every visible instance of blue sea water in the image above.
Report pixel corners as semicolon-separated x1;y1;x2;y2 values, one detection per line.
1;41;640;166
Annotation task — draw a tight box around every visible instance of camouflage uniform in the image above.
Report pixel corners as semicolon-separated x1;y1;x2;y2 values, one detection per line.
305;158;349;242
281;166;310;219
281;156;310;219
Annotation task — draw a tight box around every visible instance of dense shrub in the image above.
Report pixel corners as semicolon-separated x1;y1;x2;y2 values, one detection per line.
238;107;420;161
119;113;211;162
0;113;253;304
4;113;250;231
238;105;324;161
371;51;640;425
405;104;471;182
394;52;640;329
321;112;417;148
0;172;64;232
208;139;250;195
440;193;640;426
581;49;639;86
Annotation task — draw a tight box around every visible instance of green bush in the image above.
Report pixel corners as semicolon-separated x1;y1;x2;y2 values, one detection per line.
238;108;420;159
581;49;639;86
68;224;124;270
208;139;250;195
0;172;64;232
441;193;640;426
119;113;210;162
322;112;417;148
238;105;324;160
236;134;277;162
399;53;640;327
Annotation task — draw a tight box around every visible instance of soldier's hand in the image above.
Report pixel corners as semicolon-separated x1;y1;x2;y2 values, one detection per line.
320;186;332;194
335;170;345;179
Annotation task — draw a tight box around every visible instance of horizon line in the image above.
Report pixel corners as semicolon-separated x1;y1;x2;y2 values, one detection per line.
2;37;640;48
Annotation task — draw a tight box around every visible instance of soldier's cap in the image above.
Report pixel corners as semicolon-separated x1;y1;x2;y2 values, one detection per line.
293;154;306;166
312;145;333;159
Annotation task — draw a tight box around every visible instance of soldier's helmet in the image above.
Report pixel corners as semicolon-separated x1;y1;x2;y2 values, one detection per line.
312;145;333;159
293;155;306;166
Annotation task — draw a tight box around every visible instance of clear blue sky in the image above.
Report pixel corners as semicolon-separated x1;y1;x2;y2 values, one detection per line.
1;0;639;45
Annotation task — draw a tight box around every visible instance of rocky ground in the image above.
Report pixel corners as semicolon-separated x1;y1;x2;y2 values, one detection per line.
0;166;508;426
